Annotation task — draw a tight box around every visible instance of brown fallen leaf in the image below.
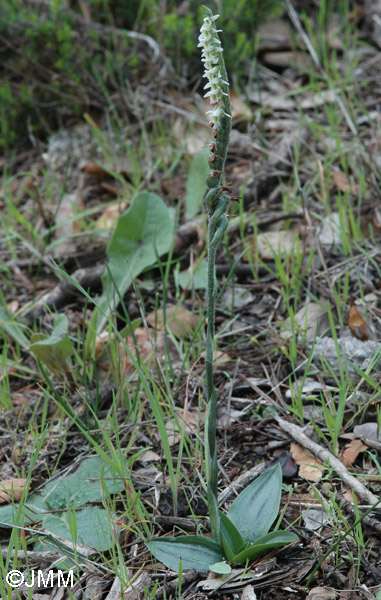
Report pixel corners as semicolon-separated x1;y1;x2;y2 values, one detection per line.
100;182;119;196
96;327;169;382
80;162;110;177
290;443;324;482
0;478;27;503
95;201;127;230
165;409;201;446
147;305;200;339
359;214;381;238
342;489;360;504
230;90;251;122
340;439;367;468
307;587;337;600
331;169;358;194
348;304;369;341
200;349;233;365
121;328;166;373
7;300;19;314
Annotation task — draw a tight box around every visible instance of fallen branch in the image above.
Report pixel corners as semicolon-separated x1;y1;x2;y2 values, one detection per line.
218;462;266;506
275;416;380;506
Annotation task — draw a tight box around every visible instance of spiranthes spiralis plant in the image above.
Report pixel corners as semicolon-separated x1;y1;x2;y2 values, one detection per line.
146;6;298;573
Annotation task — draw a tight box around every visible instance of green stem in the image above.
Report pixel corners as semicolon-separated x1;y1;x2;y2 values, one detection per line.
202;4;231;545
206;217;219;541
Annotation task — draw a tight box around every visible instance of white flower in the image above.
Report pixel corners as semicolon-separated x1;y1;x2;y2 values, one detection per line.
206;106;223;126
199;10;229;127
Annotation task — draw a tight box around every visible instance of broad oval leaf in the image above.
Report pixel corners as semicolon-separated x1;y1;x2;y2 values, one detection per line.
232;530;298;564
146;535;223;572
94;191;174;333
220;512;246;561
209;561;232;575
30;314;74;372
227;464;282;544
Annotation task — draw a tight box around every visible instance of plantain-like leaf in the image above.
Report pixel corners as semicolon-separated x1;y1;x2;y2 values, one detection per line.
227;464;282;544
232;530;298;564
210;561;232;575
30;314;74;372
146;535;223;572
220;512;246;561
94;191;174;333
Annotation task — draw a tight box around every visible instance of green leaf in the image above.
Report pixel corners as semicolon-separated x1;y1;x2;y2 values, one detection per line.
227;464;282;544
0;457;123;525
94;191;174;332
146;535;223;572
175;259;207;291
41;506;116;552
220;512;246;561
209;561;232;575
43;456;123;510
232;530;298;563
0;305;30;349
0;493;47;528
30;314;74;372
185;148;209;219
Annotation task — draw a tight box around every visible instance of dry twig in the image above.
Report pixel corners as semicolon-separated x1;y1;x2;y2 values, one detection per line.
275;416;380;506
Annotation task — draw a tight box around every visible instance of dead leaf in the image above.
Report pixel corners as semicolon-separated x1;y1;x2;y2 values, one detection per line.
0;478;27;503
348;305;369;341
100;182;119;196
96;327;168;382
262;51;312;70
165;409;201;446
279;302;329;342
121;328;165;372
249;230;299;261
200;349;233;365
258;18;291;51
172;110;210;154
54;192;84;255
230;90;251;122
290;443;324;482
7;300;19;314
249;89;295;110
138;450;161;463
307;587;337;600
241;585;258;600
302;508;330;531
80;162;110;177
340;439;367;468
353;422;381;442
147;305;200;339
264;118;299;132
317;212;342;248
300;89;337;109
331;169;358;194
342;489;360;504
95;201;127;230
359;214;381;238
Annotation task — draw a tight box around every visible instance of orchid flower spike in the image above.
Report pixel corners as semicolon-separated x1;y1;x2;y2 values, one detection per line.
198;8;231;128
